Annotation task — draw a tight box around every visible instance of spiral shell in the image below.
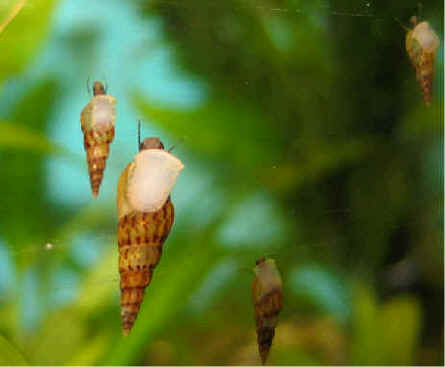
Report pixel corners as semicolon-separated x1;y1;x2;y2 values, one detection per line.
406;18;440;106
117;137;183;336
80;81;116;198
252;257;283;365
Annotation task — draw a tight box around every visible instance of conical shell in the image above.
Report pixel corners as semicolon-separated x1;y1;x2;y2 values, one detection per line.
406;20;440;106
252;258;283;365
117;196;174;336
116;142;182;336
127;149;184;213
80;93;116;198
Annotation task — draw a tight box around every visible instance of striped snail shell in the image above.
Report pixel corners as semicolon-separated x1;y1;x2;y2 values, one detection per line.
405;17;440;106
116;137;184;336
80;81;116;198
252;257;283;365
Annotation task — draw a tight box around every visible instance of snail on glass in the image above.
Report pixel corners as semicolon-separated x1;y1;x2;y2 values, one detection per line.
116;135;184;336
405;16;440;106
251;257;283;365
80;81;116;198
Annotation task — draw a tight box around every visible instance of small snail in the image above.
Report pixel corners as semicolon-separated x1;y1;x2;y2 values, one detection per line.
116;136;184;336
405;16;440;106
252;257;283;365
80;81;117;198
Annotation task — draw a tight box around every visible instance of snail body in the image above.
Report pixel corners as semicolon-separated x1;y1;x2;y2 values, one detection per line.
117;137;184;336
406;18;440;105
252;257;283;365
127;149;184;213
80;81;116;198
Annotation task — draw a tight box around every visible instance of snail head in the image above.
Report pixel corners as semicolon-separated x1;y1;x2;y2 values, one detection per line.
92;81;106;96
256;257;266;266
139;137;165;151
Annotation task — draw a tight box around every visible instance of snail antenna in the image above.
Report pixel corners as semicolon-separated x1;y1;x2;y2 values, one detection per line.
101;73;108;94
138;120;142;151
168;137;185;153
417;2;423;20
86;76;91;97
393;17;410;31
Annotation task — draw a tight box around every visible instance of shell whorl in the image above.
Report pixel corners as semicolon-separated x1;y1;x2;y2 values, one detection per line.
406;20;440;106
80;90;116;198
416;51;436;105
118;198;174;336
252;258;283;365
117;137;180;336
83;126;114;198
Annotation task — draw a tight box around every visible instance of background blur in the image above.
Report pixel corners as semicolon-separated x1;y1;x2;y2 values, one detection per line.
0;0;443;365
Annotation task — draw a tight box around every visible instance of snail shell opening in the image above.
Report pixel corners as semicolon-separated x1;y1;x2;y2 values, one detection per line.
412;22;440;52
92;96;115;129
127;149;184;213
254;259;282;291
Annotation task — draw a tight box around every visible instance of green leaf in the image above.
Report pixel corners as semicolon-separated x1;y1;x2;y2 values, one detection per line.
378;296;421;364
75;246;118;314
68;334;110;365
0;79;63;253
350;283;380;364
0;335;27;365
27;308;85;365
351;284;421;364
0;0;58;83
0;120;60;153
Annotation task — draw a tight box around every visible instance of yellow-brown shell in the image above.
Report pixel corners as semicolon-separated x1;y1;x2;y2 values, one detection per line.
405;19;440;105
117;162;175;336
80;89;116;198
252;258;283;365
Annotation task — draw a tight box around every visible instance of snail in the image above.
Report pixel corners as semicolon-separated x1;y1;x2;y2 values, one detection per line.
80;81;116;198
405;16;440;106
117;136;184;336
252;257;283;365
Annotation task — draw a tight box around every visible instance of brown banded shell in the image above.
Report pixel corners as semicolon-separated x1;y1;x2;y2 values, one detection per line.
405;17;440;106
252;257;283;365
116;137;183;336
80;81;116;198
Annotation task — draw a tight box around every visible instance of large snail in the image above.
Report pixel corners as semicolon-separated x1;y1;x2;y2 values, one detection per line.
80;81;117;198
252;257;283;365
405;17;440;106
117;136;184;336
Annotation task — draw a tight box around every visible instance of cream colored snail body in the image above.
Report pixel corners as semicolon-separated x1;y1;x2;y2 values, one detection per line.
127;149;184;213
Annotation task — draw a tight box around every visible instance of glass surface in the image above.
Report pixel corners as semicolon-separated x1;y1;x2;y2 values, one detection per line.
0;0;443;365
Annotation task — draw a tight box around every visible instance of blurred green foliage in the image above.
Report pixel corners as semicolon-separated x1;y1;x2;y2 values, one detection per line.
0;0;443;365
0;0;57;84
